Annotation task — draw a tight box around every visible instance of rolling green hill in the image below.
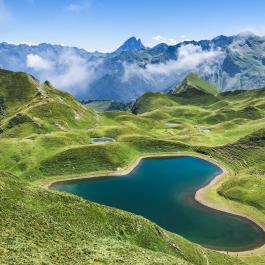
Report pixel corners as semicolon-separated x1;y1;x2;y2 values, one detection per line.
0;69;96;137
1;69;265;264
84;99;132;112
133;73;220;114
171;73;218;97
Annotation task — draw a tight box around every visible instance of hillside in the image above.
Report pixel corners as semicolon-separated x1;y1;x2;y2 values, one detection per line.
84;99;132;112
171;73;218;97
132;92;177;114
0;69;96;138
1;69;265;264
133;74;218;114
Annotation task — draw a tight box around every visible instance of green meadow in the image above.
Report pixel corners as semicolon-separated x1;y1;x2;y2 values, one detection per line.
1;69;265;264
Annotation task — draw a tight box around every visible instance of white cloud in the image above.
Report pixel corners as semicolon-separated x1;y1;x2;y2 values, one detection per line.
46;50;100;92
176;44;223;71
238;27;265;37
26;54;54;71
17;41;40;46
122;44;224;82
152;34;190;46
152;35;177;45
227;31;262;54
26;49;102;94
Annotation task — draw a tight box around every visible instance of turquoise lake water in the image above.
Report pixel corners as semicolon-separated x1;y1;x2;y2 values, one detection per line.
52;156;265;251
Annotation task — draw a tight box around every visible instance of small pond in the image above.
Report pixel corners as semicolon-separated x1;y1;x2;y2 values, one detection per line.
91;137;115;144
165;122;178;127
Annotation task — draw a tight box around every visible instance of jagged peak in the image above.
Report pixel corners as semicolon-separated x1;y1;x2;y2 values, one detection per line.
116;36;145;52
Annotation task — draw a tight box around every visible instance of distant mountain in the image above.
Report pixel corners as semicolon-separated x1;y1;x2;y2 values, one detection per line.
116;37;145;52
1;33;265;102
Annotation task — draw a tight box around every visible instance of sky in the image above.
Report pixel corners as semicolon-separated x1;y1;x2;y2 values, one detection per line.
1;0;265;52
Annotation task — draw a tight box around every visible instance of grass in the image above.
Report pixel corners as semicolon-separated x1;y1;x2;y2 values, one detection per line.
171;72;218;97
1;69;265;264
196;128;265;214
1;171;245;265
132;92;176;114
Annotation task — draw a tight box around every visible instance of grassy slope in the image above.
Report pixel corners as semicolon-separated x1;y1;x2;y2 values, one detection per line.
132;92;177;114
0;70;96;137
171;73;218;96
1;70;265;264
1;171;243;265
85;100;131;112
192;129;265;265
129;86;265;264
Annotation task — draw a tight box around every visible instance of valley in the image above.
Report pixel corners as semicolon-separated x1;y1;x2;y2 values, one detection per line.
1;69;265;264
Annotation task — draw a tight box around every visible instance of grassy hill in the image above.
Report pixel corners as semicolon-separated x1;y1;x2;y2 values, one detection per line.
132;92;177;114
1;69;265;264
84;99;132;112
0;69;96;137
171;73;218;97
133;73;219;114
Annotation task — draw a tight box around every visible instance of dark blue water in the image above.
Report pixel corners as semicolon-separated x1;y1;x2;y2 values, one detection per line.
91;137;115;144
52;156;265;251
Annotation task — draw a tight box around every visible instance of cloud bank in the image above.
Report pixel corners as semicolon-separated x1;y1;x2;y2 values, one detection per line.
25;43;225;98
122;44;225;83
152;35;190;46
26;54;53;71
26;50;102;95
152;35;178;45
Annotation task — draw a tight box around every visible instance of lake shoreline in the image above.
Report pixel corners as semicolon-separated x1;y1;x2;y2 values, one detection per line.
195;159;265;256
43;152;265;255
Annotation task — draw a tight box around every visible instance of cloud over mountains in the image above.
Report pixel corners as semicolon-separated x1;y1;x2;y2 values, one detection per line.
26;50;102;94
0;33;265;101
122;44;225;83
27;54;53;71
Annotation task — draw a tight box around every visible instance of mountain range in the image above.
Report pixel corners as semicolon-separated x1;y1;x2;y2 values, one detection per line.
1;32;265;102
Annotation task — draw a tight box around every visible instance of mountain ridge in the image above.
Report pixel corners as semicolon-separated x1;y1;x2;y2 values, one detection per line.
1;32;265;102
116;36;145;52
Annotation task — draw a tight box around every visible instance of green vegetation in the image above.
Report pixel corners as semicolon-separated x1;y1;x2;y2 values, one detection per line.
1;69;265;264
84;99;132;112
171;73;218;97
132;92;176;114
